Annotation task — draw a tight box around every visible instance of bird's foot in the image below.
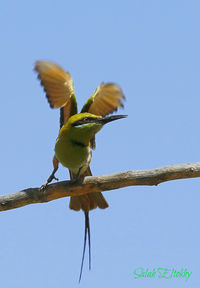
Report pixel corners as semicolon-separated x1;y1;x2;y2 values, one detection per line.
40;175;59;191
40;181;48;191
70;178;79;184
40;171;59;191
52;175;59;181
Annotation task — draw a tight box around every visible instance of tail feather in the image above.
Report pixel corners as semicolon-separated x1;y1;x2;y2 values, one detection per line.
79;211;91;283
69;167;109;211
69;192;108;211
69;166;108;282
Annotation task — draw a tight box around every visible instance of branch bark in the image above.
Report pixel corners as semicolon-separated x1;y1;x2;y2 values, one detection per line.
1;162;200;212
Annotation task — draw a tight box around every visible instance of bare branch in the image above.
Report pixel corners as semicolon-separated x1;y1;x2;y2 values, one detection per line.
1;162;200;212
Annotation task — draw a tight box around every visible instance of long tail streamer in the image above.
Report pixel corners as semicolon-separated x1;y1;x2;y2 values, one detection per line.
79;211;91;282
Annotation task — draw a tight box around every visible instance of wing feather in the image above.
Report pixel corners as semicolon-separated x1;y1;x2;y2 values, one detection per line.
34;61;75;108
81;83;125;150
81;83;125;116
34;61;78;125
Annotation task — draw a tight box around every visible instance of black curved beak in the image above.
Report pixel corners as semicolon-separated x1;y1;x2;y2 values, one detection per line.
98;115;127;125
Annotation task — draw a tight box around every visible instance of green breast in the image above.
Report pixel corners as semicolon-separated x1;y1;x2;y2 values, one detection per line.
55;137;90;172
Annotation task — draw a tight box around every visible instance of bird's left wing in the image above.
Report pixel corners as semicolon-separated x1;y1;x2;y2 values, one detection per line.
81;83;125;149
81;83;125;116
34;61;77;127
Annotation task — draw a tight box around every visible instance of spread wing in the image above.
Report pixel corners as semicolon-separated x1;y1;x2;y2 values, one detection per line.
34;61;77;126
81;83;125;150
81;83;125;116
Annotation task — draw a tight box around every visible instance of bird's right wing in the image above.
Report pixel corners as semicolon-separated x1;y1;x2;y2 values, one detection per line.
35;61;78;186
34;61;78;127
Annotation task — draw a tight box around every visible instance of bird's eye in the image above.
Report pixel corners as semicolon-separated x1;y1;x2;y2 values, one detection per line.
83;117;89;122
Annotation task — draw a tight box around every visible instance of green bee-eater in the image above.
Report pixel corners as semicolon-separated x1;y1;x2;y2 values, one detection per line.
34;61;126;281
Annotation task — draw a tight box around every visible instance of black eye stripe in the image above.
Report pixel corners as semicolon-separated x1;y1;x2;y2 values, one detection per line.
72;117;96;127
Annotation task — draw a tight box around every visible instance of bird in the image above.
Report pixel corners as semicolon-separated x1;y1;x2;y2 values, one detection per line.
34;61;126;281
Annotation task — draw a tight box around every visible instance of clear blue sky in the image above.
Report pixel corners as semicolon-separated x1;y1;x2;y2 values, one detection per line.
0;0;199;287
